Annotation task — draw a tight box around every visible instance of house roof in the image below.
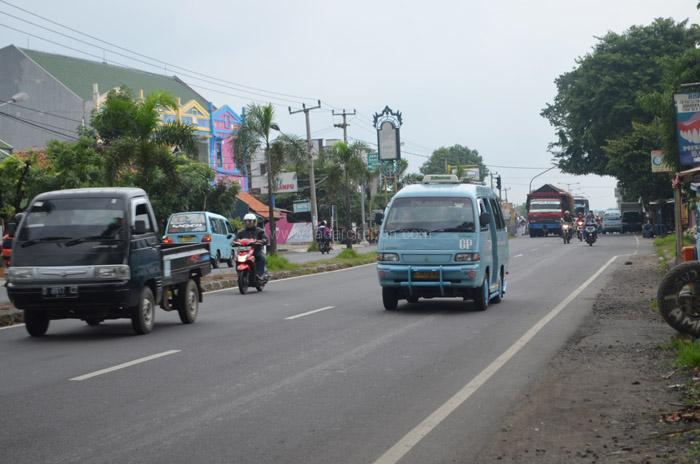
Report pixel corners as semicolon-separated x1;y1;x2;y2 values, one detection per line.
237;191;282;219
20;48;208;107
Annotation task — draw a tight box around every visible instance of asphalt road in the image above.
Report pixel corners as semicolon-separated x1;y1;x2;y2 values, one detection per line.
0;234;641;464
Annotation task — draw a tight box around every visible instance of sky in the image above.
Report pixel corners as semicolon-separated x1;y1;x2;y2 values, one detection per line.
1;0;699;209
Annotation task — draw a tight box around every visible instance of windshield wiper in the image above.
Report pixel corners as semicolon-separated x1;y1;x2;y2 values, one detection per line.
385;227;431;234
431;226;475;233
20;236;70;248
65;235;118;247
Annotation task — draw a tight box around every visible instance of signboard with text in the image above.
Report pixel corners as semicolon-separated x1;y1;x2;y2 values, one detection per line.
253;172;298;194
651;150;672;173
675;93;700;167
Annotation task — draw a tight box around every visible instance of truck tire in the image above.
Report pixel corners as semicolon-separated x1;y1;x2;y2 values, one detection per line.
24;310;49;337
130;287;155;335
382;288;399;311
176;280;199;324
658;262;700;337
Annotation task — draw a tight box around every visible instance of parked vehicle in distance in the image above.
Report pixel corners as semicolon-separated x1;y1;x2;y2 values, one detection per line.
602;209;623;234
164;211;236;268
622;211;643;233
574;196;589;217
5;188;211;336
376;174;509;311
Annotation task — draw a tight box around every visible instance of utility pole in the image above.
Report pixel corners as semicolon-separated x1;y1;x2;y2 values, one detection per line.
333;109;365;245
503;187;511;203
289;100;322;240
332;109;356;143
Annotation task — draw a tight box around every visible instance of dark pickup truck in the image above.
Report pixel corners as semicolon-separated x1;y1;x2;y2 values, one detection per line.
5;187;211;336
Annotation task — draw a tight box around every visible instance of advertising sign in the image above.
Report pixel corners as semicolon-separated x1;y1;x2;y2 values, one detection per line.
378;121;399;160
651;150;672;173
367;152;379;172
675;93;700;167
254;172;298;194
293;200;311;213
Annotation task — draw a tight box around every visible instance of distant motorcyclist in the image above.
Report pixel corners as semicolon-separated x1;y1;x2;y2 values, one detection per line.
316;220;332;253
585;211;597;226
236;213;268;278
561;210;574;224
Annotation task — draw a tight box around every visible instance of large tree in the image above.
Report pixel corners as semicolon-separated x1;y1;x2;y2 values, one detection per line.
542;18;700;178
419;144;487;179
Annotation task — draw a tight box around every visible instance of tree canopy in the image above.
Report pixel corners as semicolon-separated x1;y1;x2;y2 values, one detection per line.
419;144;487;179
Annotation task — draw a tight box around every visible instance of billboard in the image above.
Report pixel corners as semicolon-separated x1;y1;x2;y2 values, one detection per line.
253;172;298;194
651;150;672;173
378;121;400;160
675;93;700;167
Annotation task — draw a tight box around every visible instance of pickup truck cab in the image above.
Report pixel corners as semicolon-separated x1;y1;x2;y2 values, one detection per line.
5;188;211;336
376;175;509;311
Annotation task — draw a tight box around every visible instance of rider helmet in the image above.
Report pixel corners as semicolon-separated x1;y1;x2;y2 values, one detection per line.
243;213;257;228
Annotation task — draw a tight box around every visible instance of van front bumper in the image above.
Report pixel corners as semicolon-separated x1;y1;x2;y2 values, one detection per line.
377;264;481;294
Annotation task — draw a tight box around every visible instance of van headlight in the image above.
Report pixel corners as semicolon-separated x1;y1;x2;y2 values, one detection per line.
95;265;131;279
377;252;400;262
7;268;32;282
455;253;480;262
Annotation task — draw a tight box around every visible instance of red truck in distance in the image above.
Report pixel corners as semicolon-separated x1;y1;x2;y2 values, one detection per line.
526;184;574;237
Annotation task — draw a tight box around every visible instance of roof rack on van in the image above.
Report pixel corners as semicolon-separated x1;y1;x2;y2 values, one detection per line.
422;174;460;184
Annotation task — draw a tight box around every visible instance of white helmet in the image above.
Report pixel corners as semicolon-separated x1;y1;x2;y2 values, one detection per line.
243;213;257;222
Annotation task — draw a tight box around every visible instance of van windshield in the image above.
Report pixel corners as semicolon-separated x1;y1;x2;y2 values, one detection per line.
384;197;475;233
167;213;207;234
18;197;126;242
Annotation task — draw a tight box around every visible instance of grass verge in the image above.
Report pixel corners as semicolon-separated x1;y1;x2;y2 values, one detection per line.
654;234;694;271
670;337;700;369
267;254;300;272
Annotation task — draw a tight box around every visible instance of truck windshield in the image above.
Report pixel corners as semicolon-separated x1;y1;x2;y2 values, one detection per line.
384;197;475;233
18;197;126;242
167;213;207;234
529;200;561;213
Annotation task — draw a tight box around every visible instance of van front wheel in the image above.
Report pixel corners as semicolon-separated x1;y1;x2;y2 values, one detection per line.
382;288;399;311
473;278;489;311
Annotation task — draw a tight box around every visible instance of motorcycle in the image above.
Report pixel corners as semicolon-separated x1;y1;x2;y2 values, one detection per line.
583;224;597;246
561;223;573;244
576;219;584;241
233;239;268;294
318;239;332;254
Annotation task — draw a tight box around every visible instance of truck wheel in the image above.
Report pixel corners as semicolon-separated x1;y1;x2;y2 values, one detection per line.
24;310;49;337
176;280;199;324
658;262;700;337
382;288;399;311
131;287;155;335
473;277;489;311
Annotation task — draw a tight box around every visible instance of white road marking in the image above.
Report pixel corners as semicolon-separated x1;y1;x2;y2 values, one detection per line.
206;262;376;294
372;254;620;464
284;306;335;320
0;323;24;331
69;350;181;381
531;248;538;252
513;254;523;258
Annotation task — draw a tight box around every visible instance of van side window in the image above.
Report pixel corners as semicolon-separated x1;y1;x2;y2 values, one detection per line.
226;221;236;235
489;198;505;230
133;202;153;233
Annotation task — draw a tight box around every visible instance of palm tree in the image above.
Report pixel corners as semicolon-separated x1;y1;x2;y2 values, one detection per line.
326;141;370;249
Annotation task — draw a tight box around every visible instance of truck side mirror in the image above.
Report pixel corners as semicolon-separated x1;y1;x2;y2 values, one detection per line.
374;212;384;225
7;222;17;236
134;220;147;235
479;212;491;228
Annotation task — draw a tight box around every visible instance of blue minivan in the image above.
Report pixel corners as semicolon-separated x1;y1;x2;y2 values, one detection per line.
164;212;236;268
376;175;509;310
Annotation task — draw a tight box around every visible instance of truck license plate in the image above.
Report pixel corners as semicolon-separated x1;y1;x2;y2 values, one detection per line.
42;286;78;299
413;271;439;281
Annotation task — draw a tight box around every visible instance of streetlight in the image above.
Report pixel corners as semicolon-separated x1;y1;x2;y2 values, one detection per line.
529;164;558;193
0;92;28;108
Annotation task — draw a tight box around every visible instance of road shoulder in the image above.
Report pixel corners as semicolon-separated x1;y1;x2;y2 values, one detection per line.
475;252;689;463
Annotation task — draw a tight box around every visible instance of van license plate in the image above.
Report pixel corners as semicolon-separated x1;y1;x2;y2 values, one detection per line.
413;272;439;281
42;286;78;299
180;236;195;243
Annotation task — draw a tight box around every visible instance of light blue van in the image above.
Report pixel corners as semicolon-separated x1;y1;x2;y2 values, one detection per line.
376;175;509;311
164;211;236;268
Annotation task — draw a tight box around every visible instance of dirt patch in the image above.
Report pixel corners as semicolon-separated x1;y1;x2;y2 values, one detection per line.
475;253;695;463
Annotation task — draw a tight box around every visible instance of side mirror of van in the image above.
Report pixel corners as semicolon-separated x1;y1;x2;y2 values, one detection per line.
374;212;384;225
479;212;491;228
134;220;147;235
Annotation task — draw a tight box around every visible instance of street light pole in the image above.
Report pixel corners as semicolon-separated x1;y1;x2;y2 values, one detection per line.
529;165;558;193
289;100;321;239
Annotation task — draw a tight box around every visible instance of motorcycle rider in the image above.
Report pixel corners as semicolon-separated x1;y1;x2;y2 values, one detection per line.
316;220;331;250
560;210;574;239
237;213;268;279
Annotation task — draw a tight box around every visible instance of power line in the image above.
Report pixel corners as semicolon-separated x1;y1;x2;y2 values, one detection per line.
7;101;83;123
0;109;81;134
0;0;319;103
0;111;79;140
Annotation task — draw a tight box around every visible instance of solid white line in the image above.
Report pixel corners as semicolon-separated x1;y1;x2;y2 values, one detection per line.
284;306;335;320
69;349;181;381
531;248;538;252
513;254;523;258
206;262;376;294
372;254;620;464
0;323;24;331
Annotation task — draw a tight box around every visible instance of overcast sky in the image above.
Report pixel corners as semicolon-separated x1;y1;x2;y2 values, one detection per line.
2;0;699;208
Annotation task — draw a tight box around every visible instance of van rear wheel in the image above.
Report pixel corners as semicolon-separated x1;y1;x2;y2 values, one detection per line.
382;288;399;311
24;310;49;337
